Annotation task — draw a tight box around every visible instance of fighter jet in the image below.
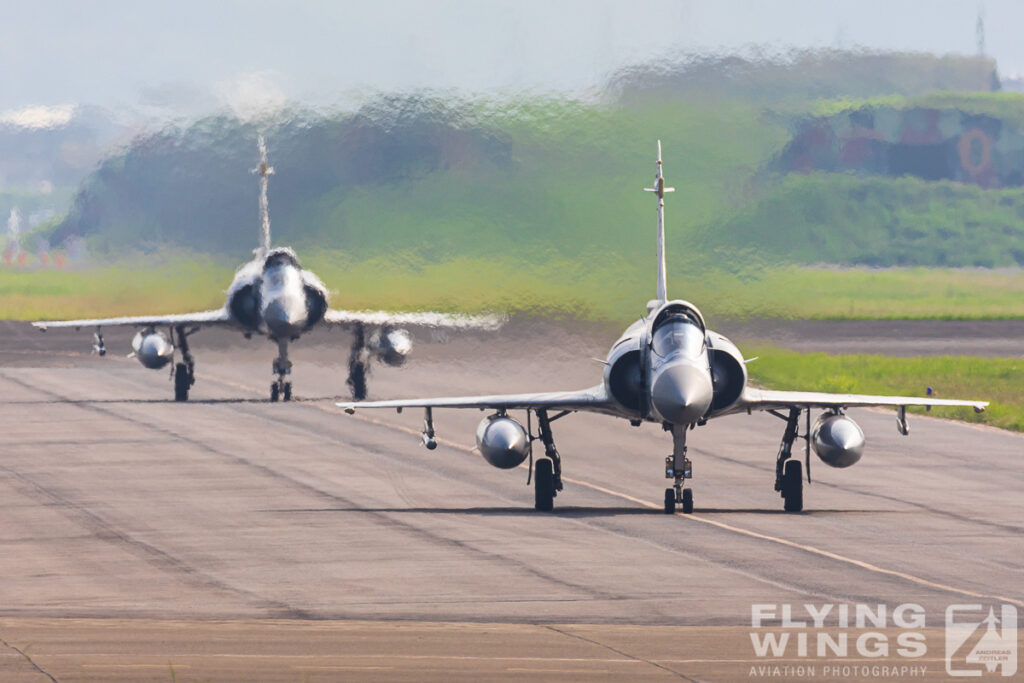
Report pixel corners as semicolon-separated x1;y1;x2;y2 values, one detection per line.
339;142;988;513
33;136;502;402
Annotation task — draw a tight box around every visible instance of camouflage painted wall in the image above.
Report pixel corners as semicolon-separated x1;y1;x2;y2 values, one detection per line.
779;107;1024;188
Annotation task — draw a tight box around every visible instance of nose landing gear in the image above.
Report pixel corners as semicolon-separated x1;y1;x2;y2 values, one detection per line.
664;423;694;514
271;338;292;402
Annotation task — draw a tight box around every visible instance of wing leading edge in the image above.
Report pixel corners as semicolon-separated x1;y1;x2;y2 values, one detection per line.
32;309;233;330
324;309;505;330
340;385;987;417
338;384;616;414
733;387;988;414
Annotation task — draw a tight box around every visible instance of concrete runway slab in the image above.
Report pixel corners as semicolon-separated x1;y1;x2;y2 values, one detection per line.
0;320;1021;681
0;620;964;682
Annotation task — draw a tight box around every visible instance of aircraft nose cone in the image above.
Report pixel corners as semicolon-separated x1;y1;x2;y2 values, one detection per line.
651;362;713;425
264;299;306;337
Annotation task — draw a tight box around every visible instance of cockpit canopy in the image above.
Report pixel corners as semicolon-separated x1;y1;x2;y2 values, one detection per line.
650;301;707;360
651;301;705;332
263;247;301;271
652;315;705;359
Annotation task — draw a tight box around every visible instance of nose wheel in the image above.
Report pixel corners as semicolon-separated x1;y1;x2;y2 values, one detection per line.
270;339;292;402
270;380;292;402
663;424;694;513
664;486;693;514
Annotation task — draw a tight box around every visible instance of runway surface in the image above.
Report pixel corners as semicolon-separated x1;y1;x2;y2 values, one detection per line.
0;320;1021;681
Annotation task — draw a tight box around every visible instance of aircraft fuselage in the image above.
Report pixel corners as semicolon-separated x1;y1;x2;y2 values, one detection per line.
225;247;328;341
602;299;745;427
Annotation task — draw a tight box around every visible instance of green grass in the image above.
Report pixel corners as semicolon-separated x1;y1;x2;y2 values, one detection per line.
11;254;1024;324
0;257;230;321
305;254;1024;322
745;346;1024;432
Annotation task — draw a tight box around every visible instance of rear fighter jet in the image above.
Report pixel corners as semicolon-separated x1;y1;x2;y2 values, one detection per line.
33;136;502;402
340;142;988;513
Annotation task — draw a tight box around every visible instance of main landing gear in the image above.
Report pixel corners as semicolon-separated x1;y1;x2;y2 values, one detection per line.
92;329;106;356
172;325;196;402
770;407;809;512
347;322;369;401
270;338;292;402
664;423;694;514
532;409;565;512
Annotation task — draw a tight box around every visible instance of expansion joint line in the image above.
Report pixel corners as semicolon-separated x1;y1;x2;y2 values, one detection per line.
0;632;58;682
542;624;702;682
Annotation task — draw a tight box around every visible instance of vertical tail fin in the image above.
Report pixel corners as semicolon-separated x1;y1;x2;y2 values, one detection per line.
643;140;674;303
253;135;274;256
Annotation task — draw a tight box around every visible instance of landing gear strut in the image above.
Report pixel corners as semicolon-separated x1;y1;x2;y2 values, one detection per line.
93;328;106;356
533;409;565;512
172;325;195;402
771;407;807;512
421;407;437;449
347;323;368;400
664;424;693;513
270;338;292;402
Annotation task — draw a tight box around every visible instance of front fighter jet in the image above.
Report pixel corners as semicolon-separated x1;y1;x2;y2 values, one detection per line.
339;142;987;514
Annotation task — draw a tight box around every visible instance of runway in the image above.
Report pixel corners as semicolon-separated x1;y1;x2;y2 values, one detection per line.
0;320;1021;681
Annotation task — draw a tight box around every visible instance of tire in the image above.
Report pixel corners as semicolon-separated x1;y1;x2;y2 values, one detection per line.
782;460;803;512
347;362;367;401
534;458;555;512
174;363;190;402
283;382;292;402
682;487;694;514
664;488;675;514
270;382;279;402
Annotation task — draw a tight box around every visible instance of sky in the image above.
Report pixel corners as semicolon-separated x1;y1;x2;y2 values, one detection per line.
1;1;1022;125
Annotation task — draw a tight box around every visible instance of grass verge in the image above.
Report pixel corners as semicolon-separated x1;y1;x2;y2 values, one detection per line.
745;346;1024;433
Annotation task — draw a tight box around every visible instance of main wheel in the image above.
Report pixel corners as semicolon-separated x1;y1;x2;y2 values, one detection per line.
347;361;367;401
283;382;292;402
534;458;555;512
270;382;279;402
664;488;675;514
681;487;694;514
174;363;190;402
782;459;803;512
